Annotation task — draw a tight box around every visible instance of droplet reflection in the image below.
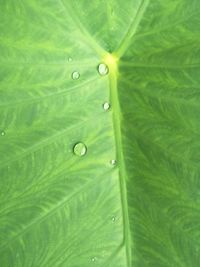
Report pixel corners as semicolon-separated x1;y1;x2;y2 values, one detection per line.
110;159;117;166
72;71;80;80
91;256;97;262
103;102;110;111
73;142;87;156
1;131;5;136
98;63;109;76
112;216;116;222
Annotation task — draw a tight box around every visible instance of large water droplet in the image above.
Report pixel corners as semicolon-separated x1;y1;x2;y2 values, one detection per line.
73;142;87;156
98;63;109;76
1;131;5;136
103;102;110;111
68;57;72;62
72;71;80;80
110;159;117;166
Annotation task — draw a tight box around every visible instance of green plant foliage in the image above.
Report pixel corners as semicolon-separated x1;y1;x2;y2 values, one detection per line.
0;1;200;266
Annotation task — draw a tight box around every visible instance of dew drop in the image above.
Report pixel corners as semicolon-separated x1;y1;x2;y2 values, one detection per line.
98;63;109;76
103;102;110;111
72;71;80;80
110;159;117;166
68;57;72;62
73;142;87;156
1;131;5;136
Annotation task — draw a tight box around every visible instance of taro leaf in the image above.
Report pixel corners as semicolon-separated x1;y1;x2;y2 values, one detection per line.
0;1;200;267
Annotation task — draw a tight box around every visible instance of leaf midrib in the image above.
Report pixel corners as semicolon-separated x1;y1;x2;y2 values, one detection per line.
108;58;132;266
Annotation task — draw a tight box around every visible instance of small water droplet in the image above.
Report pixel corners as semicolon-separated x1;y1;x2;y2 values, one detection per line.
103;102;110;111
98;63;109;76
68;57;72;62
73;142;87;156
91;256;97;262
112;216;116;222
1;131;5;136
110;159;117;166
72;71;80;80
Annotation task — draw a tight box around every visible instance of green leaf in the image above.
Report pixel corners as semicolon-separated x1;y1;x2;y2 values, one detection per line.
1;1;200;266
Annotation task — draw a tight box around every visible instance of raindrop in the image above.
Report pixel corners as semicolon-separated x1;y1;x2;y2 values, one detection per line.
72;71;80;80
73;142;87;156
68;57;72;62
1;131;5;136
103;102;110;111
110;159;117;166
98;63;109;76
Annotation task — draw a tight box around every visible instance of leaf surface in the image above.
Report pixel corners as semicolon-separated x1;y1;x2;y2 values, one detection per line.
0;1;200;266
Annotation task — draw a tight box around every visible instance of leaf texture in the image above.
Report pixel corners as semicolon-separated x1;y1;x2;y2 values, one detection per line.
0;1;200;267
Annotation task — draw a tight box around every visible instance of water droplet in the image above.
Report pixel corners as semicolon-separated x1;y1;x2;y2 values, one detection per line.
98;63;109;76
72;71;80;80
110;159;117;166
91;256;97;262
73;142;87;156
68;57;72;62
112;216;116;222
103;102;110;111
1;131;5;136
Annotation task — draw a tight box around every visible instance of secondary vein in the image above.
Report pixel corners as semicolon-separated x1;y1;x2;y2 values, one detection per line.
115;0;150;58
